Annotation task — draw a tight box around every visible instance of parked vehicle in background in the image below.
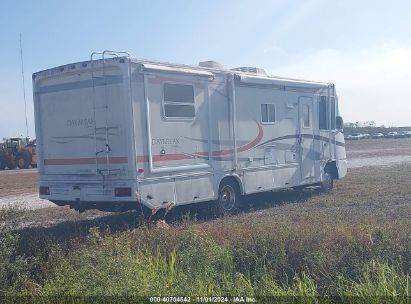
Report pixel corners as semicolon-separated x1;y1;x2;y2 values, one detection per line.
0;137;37;170
386;132;399;138
397;131;411;138
362;133;371;139
346;133;363;140
371;133;384;139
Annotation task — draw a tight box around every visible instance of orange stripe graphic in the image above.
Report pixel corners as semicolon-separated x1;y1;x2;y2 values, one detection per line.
44;157;128;166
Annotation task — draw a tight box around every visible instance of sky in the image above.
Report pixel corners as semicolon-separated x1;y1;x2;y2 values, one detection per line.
1;0;411;139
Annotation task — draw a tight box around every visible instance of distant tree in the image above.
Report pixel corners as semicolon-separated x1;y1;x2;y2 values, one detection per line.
344;122;355;128
364;121;376;127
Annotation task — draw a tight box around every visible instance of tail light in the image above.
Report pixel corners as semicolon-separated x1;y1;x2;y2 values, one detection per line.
114;187;131;197
39;186;50;195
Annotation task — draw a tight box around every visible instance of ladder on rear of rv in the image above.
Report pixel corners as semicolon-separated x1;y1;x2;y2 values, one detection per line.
90;50;130;176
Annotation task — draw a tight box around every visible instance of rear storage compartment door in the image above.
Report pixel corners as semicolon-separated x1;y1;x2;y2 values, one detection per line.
35;64;134;179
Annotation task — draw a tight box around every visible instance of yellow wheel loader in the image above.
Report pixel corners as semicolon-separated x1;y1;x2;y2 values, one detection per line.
0;137;37;170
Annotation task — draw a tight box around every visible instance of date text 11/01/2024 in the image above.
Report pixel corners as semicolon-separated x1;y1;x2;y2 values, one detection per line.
149;296;256;303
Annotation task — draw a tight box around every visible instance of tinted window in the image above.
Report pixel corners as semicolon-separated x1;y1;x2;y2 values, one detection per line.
261;104;275;123
164;104;195;118
164;83;194;104
303;104;310;127
319;96;328;130
330;97;336;130
163;83;195;118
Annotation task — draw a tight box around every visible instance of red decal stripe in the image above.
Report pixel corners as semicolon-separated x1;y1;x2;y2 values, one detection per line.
152;154;192;161
44;157;128;166
196;122;263;157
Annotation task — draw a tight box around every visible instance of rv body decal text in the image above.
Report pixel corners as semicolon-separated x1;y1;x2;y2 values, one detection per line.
67;117;95;129
151;138;180;146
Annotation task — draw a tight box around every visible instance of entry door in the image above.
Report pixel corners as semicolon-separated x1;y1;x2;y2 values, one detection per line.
298;97;315;182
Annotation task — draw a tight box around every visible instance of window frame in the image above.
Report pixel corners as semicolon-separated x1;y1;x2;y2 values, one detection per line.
260;103;277;125
162;82;196;121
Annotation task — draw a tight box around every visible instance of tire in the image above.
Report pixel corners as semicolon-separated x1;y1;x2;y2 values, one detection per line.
216;179;241;215
320;169;334;193
0;154;6;170
6;159;16;170
16;152;31;169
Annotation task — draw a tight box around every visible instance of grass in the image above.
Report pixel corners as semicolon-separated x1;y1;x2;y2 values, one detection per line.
0;164;410;303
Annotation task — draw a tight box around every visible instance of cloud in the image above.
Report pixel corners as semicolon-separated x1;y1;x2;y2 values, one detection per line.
270;44;411;127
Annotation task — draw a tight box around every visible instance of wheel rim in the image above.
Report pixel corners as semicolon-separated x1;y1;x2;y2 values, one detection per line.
220;185;236;211
18;158;25;168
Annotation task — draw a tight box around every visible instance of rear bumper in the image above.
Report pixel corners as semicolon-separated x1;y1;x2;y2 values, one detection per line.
39;180;138;203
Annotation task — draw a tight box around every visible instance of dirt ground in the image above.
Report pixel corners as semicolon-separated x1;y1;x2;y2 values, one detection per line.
346;137;411;158
0;138;410;211
0;169;38;198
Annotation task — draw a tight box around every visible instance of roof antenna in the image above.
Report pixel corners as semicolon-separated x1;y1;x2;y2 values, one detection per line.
19;33;29;138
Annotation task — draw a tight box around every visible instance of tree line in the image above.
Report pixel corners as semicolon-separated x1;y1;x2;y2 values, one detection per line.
343;121;410;135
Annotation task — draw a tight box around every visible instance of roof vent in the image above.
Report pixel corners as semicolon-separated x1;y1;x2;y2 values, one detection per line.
198;60;224;69
231;67;267;75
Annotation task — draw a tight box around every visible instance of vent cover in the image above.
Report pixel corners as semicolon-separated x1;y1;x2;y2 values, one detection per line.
198;61;224;69
231;67;267;75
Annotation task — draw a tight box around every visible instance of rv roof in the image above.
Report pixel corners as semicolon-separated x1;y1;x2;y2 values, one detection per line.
33;55;332;89
131;58;331;88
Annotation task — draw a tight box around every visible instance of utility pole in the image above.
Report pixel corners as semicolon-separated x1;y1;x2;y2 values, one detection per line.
20;33;29;138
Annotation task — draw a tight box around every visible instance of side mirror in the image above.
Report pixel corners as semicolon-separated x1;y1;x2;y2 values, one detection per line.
336;116;343;130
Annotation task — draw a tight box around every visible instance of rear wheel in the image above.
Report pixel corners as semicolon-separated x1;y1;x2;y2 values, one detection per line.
6;155;17;170
6;159;16;170
16;152;31;169
216;179;241;215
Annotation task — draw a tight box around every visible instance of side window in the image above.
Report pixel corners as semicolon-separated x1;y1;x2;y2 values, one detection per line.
163;83;195;118
261;104;275;123
302;104;310;127
319;96;328;130
330;97;336;130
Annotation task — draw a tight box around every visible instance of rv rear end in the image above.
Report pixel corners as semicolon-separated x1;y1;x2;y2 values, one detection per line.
33;57;138;211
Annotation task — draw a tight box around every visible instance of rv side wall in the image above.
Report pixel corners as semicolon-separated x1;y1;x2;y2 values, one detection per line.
130;62;345;209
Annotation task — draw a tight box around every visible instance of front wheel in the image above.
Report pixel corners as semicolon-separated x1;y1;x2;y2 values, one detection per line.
320;170;334;193
16;152;31;169
0;154;6;170
216;179;241;215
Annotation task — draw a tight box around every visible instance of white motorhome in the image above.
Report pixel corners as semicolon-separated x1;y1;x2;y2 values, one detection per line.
33;51;347;213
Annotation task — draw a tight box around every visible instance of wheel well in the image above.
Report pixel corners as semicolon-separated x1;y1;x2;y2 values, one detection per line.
325;161;338;179
219;175;243;195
